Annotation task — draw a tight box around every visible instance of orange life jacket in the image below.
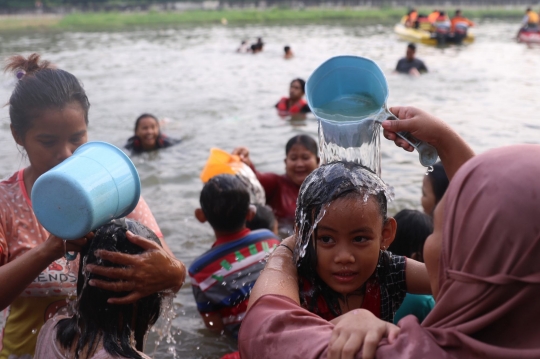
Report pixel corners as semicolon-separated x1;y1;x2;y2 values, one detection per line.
451;16;474;32
276;97;307;116
408;11;418;23
527;11;539;24
428;11;440;23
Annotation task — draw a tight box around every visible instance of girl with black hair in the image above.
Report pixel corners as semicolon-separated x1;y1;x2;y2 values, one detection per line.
294;162;431;323
0;54;185;358
125;113;180;154
275;78;311;119
233;135;320;229
35;219;162;359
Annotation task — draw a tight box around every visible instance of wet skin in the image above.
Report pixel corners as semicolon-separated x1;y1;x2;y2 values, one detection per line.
423;197;444;299
421;175;437;216
135;116;160;150
284;144;319;186
315;196;396;304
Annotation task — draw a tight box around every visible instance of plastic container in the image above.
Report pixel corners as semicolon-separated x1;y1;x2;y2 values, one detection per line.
200;148;266;205
306;55;438;169
32;141;141;240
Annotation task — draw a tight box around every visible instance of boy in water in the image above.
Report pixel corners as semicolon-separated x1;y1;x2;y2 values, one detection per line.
189;175;281;338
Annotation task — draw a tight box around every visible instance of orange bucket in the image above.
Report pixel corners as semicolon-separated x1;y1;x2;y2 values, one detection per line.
200;148;245;183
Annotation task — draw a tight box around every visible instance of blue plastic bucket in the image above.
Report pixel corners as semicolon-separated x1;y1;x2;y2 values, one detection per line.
32;142;141;240
306;56;438;168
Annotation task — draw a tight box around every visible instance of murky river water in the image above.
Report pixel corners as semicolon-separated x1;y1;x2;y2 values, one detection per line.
0;19;539;358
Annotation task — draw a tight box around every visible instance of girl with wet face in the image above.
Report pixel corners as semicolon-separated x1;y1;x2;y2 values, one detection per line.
294;162;431;323
0;54;185;358
275;78;311;119
125;113;181;154
233;135;320;231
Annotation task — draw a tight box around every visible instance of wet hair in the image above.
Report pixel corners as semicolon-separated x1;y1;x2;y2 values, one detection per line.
200;174;250;232
4;53;90;140
388;209;433;261
427;162;449;205
56;219;162;359
290;78;306;94
134;113;159;132
246;204;276;232
294;162;394;318
284;46;291;52
285;135;318;158
407;43;416;51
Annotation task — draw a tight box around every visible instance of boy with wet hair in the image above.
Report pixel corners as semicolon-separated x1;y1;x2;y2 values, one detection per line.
189;174;280;338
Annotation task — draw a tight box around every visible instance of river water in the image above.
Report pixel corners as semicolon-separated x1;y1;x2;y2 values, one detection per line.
0;19;539;358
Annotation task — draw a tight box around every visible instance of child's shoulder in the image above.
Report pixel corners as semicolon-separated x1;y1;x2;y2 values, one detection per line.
189;229;279;275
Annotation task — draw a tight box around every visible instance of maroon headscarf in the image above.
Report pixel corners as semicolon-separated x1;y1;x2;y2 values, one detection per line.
239;144;540;359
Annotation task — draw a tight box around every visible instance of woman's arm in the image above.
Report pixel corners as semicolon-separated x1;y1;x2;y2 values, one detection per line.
0;235;88;310
405;258;432;295
86;231;186;304
383;106;475;180
248;235;299;310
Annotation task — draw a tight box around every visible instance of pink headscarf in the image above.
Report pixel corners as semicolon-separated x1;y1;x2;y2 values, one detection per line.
239;144;540;359
379;144;540;358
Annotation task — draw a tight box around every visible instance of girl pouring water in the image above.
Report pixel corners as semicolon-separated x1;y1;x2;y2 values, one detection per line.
0;54;186;359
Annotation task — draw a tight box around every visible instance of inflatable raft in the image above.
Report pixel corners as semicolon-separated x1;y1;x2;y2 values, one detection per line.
517;28;540;44
394;22;475;45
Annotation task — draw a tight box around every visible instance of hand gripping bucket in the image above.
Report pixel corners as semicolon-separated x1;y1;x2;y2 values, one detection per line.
305;55;438;174
32;142;141;241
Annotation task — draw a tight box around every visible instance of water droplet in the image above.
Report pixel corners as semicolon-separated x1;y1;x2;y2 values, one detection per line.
31;328;37;334
425;166;434;175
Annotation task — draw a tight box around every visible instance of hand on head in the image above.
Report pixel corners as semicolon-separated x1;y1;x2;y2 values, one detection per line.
86;231;185;304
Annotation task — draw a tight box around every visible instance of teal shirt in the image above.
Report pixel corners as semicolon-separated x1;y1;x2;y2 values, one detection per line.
393;293;435;324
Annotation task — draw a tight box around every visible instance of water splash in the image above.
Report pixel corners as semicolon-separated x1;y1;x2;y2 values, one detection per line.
294;162;394;264
151;292;179;359
315;94;386;177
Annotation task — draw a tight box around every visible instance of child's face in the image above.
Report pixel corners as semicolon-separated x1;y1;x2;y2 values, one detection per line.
315;195;396;296
284;144;319;186
135;116;160;150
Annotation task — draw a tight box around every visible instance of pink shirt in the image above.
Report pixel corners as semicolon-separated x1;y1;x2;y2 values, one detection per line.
35;315;152;359
0;169;162;359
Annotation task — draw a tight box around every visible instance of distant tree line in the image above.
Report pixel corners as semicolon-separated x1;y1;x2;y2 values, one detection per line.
1;0;537;12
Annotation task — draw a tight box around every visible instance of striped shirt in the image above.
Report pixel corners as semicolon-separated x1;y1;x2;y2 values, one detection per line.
189;229;280;337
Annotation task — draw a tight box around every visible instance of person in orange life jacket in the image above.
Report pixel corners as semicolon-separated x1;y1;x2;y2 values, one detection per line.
232;135;320;230
405;8;418;28
189;175;280;338
125;113;180;154
275;78;311;119
427;9;440;23
450;9;474;33
521;7;539;29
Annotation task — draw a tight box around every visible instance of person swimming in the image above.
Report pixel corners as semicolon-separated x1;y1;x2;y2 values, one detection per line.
125;113;180;154
275;78;311;119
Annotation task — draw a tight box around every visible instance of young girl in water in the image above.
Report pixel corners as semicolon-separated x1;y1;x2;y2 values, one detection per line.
233;135;320;229
125;113;180;154
293;161;431;323
0;54;185;359
35;219;162;359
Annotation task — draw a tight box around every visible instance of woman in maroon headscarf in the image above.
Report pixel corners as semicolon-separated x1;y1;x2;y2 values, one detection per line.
239;107;540;359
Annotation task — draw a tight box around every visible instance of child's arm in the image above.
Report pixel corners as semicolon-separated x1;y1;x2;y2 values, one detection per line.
383;107;475;180
200;311;225;333
405;258;432;294
247;235;299;310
